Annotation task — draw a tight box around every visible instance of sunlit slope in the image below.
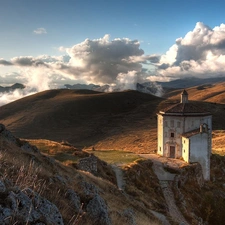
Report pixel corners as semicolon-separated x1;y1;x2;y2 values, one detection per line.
0;89;161;153
164;81;225;103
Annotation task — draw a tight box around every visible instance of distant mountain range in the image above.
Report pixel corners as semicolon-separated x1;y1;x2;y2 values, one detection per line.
64;82;163;96
0;83;25;93
64;76;225;96
2;76;225;96
157;76;225;89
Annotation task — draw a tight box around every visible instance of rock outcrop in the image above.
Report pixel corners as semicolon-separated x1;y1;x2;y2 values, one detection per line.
77;154;98;173
0;124;39;153
86;194;112;225
0;179;64;225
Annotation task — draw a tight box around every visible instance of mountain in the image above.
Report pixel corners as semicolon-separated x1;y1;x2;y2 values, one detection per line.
1;86;225;224
63;77;225;97
163;81;225;104
64;82;163;96
0;89;161;152
64;83;101;90
0;83;25;93
1;84;225;151
158;76;225;89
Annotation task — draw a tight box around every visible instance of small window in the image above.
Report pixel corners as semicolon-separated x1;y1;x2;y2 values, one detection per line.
177;121;181;128
184;149;185;153
171;132;174;138
165;121;168;127
184;140;185;144
160;147;161;151
170;120;174;127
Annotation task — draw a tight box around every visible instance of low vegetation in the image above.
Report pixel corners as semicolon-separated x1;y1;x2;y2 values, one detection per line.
2;85;225;224
212;130;225;155
0;90;161;153
86;149;141;165
26;139;89;165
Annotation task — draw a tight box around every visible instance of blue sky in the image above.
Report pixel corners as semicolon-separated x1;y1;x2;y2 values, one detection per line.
1;0;225;105
1;0;225;58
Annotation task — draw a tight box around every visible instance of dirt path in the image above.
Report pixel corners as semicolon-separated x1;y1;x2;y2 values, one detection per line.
160;181;188;225
112;165;125;191
139;154;189;225
150;210;171;225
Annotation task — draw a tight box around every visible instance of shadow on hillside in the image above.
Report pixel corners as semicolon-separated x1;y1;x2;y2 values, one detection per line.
197;84;213;90
0;90;162;152
1;90;224;152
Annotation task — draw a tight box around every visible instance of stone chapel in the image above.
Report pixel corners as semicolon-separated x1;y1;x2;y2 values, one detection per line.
157;90;212;180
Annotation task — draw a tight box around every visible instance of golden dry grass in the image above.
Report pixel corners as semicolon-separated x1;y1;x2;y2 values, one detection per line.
25;139;89;164
212;130;225;155
163;81;225;104
0;90;161;153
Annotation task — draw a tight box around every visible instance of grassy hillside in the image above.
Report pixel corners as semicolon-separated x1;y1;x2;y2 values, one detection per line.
2;85;225;224
163;81;225;104
0;89;161;153
1;85;225;153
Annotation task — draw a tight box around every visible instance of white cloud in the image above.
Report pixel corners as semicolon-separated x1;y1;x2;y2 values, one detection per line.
0;35;160;105
158;22;225;79
1;34;163;89
5;23;225;105
58;34;151;84
33;28;47;35
116;70;138;90
0;67;52;106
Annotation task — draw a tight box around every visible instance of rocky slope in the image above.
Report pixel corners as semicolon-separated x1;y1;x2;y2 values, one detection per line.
1;123;225;224
0;124;163;225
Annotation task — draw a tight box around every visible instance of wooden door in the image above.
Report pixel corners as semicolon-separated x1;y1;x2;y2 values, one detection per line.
170;146;175;158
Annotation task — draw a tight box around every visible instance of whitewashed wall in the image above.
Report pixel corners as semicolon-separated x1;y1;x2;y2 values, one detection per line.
189;133;210;180
182;137;189;162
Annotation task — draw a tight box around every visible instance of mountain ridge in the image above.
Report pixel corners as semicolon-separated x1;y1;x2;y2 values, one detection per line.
0;89;161;152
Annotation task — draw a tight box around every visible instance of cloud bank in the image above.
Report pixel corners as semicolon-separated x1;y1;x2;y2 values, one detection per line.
0;34;158;89
2;22;225;105
158;22;225;79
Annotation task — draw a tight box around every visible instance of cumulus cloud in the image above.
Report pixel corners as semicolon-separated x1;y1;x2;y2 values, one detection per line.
0;35;156;105
158;22;225;79
3;23;225;95
11;56;50;67
63;34;147;84
0;59;13;66
8;27;225;106
115;70;138;90
33;28;47;34
0;67;52;106
0;35;156;86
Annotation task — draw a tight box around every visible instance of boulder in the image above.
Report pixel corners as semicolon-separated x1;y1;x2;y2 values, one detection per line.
65;189;81;212
86;194;112;225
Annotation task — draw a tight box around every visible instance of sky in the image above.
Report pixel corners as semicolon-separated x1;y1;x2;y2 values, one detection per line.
1;0;225;104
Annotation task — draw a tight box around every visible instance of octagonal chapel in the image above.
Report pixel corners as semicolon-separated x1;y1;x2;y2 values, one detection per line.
157;90;212;180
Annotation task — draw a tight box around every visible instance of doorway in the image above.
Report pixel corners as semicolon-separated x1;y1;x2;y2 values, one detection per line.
170;146;175;158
